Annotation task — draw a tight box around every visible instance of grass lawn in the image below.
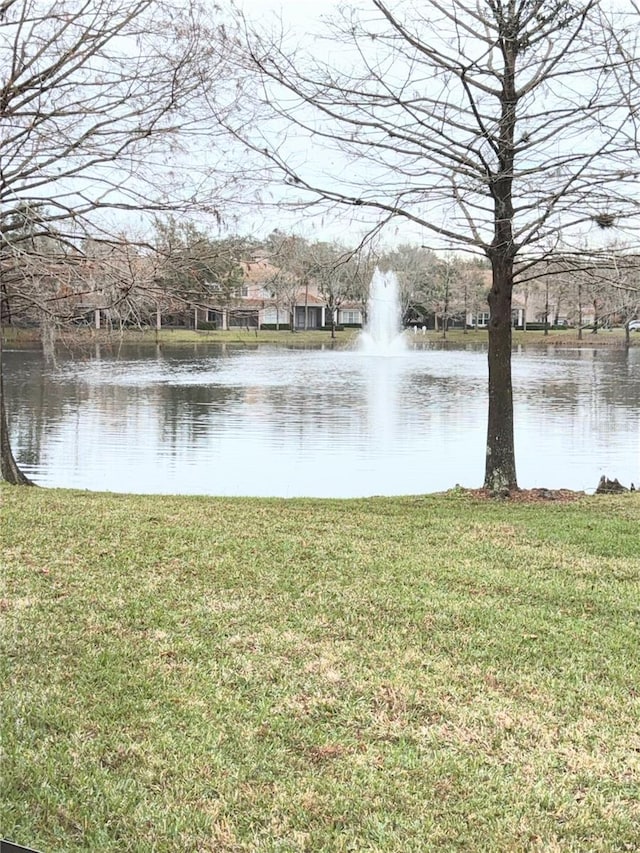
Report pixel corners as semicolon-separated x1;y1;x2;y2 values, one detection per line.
4;325;638;349
1;327;360;349
411;327;638;348
2;486;640;852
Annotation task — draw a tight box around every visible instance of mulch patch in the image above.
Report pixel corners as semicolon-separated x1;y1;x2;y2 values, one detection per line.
467;488;585;503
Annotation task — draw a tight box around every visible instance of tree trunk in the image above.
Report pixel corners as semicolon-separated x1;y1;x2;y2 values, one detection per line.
463;286;468;334
577;282;583;340
485;36;518;494
442;287;449;340
41;314;57;366
544;279;550;336
484;255;517;492
0;334;34;485
1;281;12;325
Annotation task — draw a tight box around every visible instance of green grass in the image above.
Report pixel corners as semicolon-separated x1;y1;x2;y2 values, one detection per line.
2;327;359;348
2;487;640;851
4;325;638;348
412;327;638;347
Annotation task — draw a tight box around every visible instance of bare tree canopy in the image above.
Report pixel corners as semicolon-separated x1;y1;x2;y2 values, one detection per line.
232;0;640;490
0;0;240;484
237;0;640;254
1;0;222;233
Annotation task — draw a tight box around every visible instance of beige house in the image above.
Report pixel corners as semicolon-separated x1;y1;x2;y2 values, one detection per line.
195;258;364;331
463;267;600;329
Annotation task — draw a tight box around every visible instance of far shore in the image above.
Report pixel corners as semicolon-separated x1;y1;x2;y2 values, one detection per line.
3;325;639;348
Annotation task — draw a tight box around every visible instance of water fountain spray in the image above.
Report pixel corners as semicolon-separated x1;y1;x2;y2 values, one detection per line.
360;268;406;353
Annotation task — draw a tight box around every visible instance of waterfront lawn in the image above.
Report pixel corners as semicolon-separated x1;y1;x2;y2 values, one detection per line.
4;325;639;349
2;487;639;852
1;326;360;348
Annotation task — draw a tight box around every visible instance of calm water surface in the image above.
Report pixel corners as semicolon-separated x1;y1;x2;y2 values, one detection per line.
5;341;639;497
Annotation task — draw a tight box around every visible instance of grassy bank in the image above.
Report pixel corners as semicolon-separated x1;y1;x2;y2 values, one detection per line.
3;325;638;348
413;327;638;348
2;486;639;851
1;326;359;349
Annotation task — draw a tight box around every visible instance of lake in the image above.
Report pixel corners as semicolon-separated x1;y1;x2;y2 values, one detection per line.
4;341;639;497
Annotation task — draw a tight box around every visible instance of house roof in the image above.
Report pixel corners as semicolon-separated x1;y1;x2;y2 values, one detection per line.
242;259;279;283
297;293;325;306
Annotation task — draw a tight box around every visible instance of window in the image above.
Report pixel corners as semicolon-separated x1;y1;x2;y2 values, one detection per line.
341;310;361;324
476;312;490;327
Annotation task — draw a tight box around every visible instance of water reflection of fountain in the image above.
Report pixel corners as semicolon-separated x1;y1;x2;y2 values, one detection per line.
356;269;408;456
365;356;405;455
360;268;406;354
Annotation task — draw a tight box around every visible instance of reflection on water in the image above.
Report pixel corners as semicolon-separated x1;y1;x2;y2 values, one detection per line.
4;342;640;497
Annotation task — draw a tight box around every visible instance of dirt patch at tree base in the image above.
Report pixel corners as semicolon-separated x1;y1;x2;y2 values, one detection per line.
466;488;585;503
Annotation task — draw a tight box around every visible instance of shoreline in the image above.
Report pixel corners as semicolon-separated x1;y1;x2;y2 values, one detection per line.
3;325;638;348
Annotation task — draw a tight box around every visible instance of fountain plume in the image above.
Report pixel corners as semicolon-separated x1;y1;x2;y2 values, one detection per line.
360;268;406;353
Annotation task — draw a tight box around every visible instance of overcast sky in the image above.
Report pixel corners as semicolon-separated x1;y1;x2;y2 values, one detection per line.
236;0;341;27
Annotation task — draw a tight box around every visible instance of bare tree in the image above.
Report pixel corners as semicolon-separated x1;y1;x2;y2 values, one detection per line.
304;240;363;338
516;250;640;339
261;232;313;330
459;261;491;333
232;0;640;491
0;0;238;484
567;252;640;342
380;244;438;325
151;218;248;330
433;256;463;339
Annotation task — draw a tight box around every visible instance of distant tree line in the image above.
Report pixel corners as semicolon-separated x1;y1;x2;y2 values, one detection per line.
3;212;639;340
